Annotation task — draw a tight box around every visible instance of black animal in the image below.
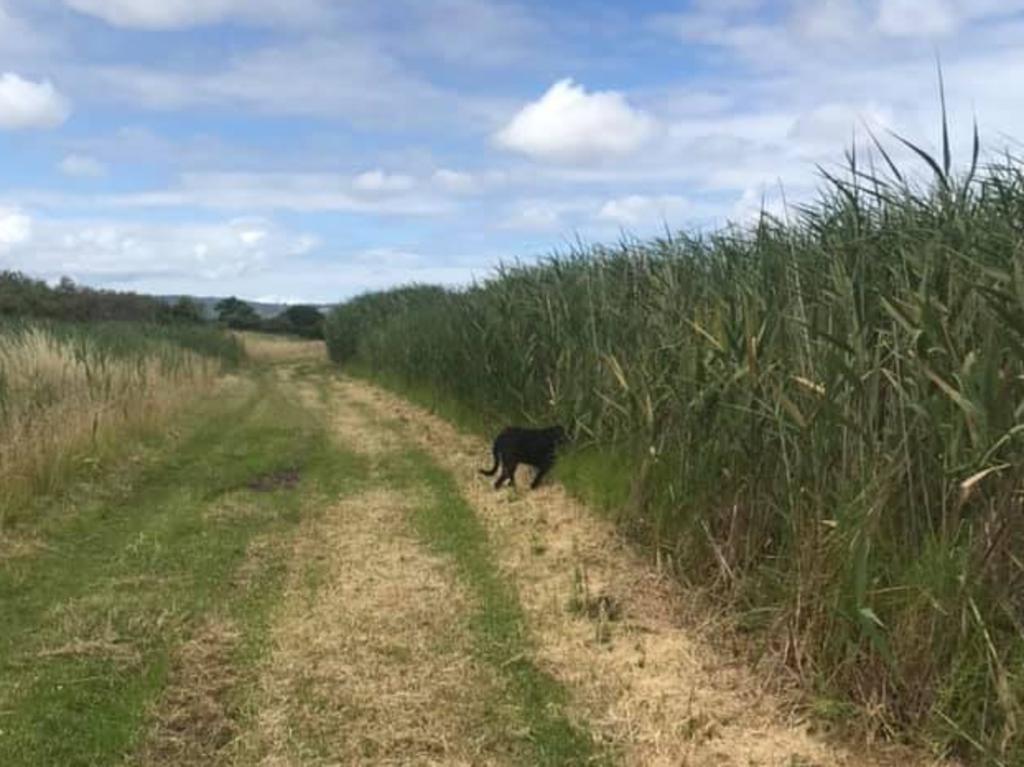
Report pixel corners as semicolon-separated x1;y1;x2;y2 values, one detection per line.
480;425;568;490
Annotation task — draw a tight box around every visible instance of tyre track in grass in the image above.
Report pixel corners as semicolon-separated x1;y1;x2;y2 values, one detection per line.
235;369;601;766
337;375;952;767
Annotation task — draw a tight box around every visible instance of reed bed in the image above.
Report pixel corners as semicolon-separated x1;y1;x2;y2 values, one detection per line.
326;140;1024;762
0;321;242;523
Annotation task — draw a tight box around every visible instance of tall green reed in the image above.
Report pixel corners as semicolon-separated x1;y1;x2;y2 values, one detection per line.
326;133;1024;763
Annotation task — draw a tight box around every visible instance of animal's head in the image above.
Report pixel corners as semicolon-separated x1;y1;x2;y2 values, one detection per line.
551;425;569;445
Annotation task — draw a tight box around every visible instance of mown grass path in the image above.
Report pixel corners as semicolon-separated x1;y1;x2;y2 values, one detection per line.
0;354;603;766
0;367;362;766
0;348;952;766
337;373;954;767
231;365;602;765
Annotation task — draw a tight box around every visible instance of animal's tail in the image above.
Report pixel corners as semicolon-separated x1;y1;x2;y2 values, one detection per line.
479;447;499;476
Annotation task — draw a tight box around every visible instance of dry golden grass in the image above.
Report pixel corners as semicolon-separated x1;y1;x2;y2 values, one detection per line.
0;327;221;522
340;377;955;767
237;486;517;766
232;332;326;364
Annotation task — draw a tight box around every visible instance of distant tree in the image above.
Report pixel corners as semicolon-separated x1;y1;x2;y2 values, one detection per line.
0;270;175;323
281;304;325;338
169;297;204;323
214;296;261;329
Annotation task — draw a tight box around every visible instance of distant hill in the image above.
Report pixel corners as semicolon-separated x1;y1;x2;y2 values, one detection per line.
155;296;334;321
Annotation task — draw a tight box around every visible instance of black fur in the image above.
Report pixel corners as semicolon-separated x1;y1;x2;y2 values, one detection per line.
480;425;568;490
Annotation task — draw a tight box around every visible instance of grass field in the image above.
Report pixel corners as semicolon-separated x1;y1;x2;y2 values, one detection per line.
325;141;1024;762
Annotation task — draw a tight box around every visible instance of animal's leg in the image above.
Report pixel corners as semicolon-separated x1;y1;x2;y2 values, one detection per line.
494;464;510;489
530;460;551;489
504;461;519;488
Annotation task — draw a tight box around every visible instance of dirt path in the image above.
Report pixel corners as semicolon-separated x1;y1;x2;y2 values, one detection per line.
333;375;947;767
234;374;521;765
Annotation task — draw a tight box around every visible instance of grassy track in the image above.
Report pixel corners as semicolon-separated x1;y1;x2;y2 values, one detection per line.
0;369;364;766
0;353;605;766
378;440;603;765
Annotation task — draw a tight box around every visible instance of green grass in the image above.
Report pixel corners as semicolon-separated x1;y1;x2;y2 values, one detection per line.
0;371;366;766
353;401;604;766
325;123;1024;763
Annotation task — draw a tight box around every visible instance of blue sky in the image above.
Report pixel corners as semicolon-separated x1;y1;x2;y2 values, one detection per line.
1;0;1023;302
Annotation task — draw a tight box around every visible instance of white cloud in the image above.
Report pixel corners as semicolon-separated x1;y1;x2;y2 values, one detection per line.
432;169;479;194
352;170;416;193
876;0;959;38
497;197;601;232
64;0;331;30
787;102;893;150
731;185;793;225
0;207;32;250
495;78;659;164
353;247;423;267
597;195;692;227
500;202;565;232
1;213;317;284
66;0;237;28
237;228;268;246
59;153;107;177
0;73;70;130
21;171;457;216
1;213;480;300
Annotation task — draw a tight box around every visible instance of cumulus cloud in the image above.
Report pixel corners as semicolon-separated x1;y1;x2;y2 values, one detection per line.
352;170;416;193
495;78;659;164
499;202;565;232
66;0;237;28
731;185;793;225
64;0;330;30
0;207;32;250
787;102;893;150
0;208;480;301
597;195;692;227
353;247;423;267
23;171;456;216
432;169;479;194
59;154;107;177
0;73;70;129
0;213;317;284
497;197;601;232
